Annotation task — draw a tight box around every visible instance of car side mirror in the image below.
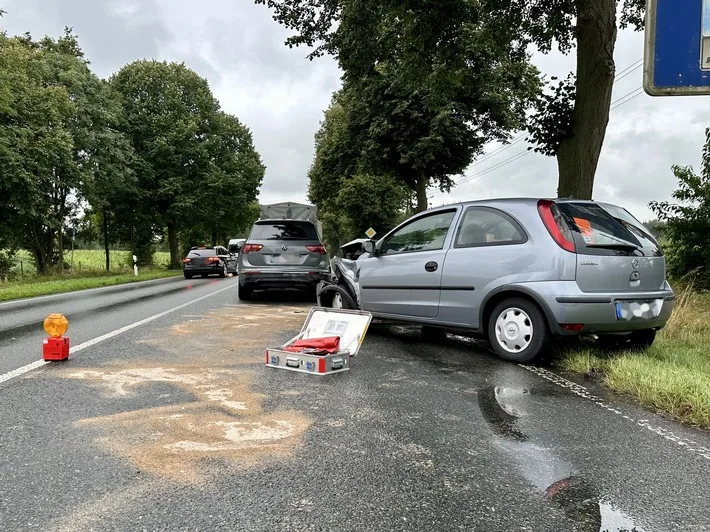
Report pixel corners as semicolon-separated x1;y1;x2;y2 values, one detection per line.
363;240;376;255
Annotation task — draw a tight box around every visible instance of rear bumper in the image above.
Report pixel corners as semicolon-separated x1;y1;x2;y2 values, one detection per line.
239;269;330;290
183;265;223;275
530;282;675;334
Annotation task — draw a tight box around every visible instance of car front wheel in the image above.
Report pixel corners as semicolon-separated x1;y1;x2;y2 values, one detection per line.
487;298;550;363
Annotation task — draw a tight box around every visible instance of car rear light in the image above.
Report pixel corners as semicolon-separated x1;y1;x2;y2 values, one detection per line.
241;244;263;254
182;258;191;264
206;257;220;263
537;200;576;253
306;245;327;254
562;324;584;332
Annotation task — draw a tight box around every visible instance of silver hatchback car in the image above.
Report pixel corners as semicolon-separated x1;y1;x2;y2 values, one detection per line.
317;198;675;363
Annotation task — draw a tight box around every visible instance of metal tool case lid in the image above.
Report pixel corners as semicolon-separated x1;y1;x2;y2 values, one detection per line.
283;307;373;357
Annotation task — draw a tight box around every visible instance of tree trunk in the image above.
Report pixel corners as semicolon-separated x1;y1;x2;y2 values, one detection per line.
211;228;217;247
167;222;180;269
556;0;617;199
103;208;110;271
415;172;429;213
58;225;64;276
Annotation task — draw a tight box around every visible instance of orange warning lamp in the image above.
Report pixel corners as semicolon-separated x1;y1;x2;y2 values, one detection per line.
44;314;68;338
42;313;70;361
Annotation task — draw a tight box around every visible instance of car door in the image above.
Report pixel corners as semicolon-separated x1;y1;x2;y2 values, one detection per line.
438;206;531;328
358;209;458;318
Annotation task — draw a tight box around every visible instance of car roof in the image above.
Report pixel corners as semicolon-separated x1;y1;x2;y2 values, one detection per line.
430;197;619;210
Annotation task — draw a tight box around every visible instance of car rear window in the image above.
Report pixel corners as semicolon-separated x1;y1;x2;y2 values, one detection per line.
250;221;318;241
188;248;216;257
555;202;662;257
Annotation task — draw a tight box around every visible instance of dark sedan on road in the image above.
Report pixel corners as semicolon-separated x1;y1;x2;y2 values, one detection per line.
182;246;230;279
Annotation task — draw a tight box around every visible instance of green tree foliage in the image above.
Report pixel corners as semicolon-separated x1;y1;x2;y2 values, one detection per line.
257;0;541;212
0;24;264;274
650;129;710;288
307;94;408;253
483;0;645;199
110;61;264;267
0;31;76;272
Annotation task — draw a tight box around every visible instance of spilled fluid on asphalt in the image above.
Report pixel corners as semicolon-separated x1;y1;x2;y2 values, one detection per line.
477;367;648;532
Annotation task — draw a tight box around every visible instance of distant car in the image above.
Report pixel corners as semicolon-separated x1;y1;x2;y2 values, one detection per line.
237;219;330;300
182;246;230;279
317;198;675;363
226;238;245;274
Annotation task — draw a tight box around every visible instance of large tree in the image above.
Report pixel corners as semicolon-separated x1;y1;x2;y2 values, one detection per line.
0;32;75;273
484;0;645;198
110;60;222;267
257;0;541;212
308;92;409;251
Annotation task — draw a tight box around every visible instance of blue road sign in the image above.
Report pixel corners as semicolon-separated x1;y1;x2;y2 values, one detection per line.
644;0;710;96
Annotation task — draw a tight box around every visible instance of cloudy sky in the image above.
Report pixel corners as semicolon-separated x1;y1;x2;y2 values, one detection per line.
2;0;708;222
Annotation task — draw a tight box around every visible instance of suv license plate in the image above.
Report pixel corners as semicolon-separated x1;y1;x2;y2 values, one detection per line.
615;299;663;321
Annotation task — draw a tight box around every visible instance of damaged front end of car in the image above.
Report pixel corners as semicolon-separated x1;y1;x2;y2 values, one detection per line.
316;256;362;310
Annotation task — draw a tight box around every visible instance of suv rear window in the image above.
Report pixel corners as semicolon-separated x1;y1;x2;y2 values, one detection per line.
188;248;216;257
555;202;662;257
250;221;318;241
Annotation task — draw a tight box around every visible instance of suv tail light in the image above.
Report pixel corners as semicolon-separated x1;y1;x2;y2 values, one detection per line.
306;245;327;254
182;258;191;264
241;244;263;254
537;200;576;253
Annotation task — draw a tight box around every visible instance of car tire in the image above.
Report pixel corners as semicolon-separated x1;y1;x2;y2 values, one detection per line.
238;284;253;301
628;329;657;349
184;272;193;279
219;263;226;278
487;298;550;363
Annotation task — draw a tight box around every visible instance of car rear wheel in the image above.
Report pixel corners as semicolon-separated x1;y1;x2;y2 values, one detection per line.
219;263;227;278
238;284;253;301
488;298;550;363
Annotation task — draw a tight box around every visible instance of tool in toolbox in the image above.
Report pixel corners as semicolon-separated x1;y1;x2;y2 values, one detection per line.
266;307;372;375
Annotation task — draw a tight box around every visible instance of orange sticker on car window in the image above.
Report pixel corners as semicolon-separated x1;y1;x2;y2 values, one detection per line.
573;217;595;244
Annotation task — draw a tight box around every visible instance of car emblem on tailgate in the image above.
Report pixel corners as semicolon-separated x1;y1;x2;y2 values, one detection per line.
282;245;288;251
631;258;639;269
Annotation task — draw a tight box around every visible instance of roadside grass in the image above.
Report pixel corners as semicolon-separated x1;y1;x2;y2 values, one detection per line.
558;284;710;429
9;249;172;276
0;269;182;302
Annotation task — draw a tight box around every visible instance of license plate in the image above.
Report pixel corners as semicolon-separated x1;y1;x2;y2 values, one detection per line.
615;299;663;321
270;254;299;264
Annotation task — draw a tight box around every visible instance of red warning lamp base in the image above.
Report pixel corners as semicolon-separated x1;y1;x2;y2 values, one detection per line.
43;337;70;361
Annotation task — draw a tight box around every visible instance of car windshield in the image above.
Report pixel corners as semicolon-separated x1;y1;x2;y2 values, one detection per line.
555;202;662;257
188;248;216;257
250;221;318;240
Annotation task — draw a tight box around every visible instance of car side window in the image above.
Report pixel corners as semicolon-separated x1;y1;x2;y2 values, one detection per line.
380;210;456;256
455;207;527;248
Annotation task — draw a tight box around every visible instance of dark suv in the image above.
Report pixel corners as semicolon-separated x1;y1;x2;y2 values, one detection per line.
237;219;329;300
182;246;230;279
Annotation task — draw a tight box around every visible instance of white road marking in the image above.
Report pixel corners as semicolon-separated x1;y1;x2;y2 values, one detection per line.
521;364;710;461
0;283;236;386
0;275;186;307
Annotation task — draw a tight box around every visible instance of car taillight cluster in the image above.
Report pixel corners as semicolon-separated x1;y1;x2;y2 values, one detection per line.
306;245;327;254
241;244;263;254
537;200;576;253
206;257;221;263
182;258;191;264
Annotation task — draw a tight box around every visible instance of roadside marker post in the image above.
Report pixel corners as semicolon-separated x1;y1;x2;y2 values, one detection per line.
644;0;710;96
133;254;138;277
42;313;70;362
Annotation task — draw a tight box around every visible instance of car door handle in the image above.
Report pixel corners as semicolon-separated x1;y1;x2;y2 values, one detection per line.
425;261;438;272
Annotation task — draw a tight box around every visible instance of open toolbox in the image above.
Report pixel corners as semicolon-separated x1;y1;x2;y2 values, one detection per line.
266;307;373;375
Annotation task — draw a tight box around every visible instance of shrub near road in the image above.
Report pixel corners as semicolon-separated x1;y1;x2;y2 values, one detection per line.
561;284;710;429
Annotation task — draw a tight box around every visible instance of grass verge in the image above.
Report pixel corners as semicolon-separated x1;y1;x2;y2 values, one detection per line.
0;269;182;302
558;284;710;429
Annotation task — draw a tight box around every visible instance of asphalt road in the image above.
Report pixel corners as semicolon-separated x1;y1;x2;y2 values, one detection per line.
0;279;709;531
